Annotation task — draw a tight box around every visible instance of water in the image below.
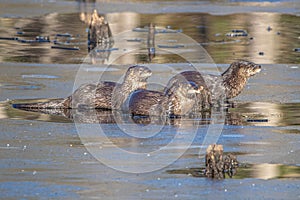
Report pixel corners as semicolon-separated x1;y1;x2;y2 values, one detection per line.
0;0;300;199
1;8;300;64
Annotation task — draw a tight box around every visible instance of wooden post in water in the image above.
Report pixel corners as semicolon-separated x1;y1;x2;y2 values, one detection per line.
147;23;155;62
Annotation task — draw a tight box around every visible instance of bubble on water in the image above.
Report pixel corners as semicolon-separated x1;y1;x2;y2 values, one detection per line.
84;152;88;155
224;189;227;192
147;153;151;157
6;144;10;147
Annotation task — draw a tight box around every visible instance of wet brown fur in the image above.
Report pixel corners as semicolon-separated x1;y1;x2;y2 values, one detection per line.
167;60;261;107
129;81;202;116
14;65;152;110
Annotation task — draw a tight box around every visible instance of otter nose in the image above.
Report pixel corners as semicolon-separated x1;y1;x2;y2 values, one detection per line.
258;65;261;69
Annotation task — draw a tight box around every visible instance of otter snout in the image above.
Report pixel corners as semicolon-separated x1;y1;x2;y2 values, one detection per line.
252;64;262;75
256;64;262;70
187;85;203;94
144;68;152;77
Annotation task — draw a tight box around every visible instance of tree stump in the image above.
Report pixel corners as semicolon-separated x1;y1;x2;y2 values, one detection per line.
205;144;238;179
88;9;113;51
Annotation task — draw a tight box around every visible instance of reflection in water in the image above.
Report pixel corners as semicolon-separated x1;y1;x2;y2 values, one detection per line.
4;99;300;127
248;13;279;64
1;12;299;64
167;163;300;179
229;102;300;126
5;100;211;125
0;102;71;123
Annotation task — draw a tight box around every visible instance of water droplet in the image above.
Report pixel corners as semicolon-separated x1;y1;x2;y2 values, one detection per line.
69;144;73;147
157;177;161;180
224;189;227;192
146;189;149;192
6;144;10;147
147;153;151;157
252;183;255;187
84;152;88;155
33;171;37;175
178;183;182;186
174;194;178;198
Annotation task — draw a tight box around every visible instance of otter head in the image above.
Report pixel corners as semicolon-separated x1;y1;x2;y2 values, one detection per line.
168;81;203;99
123;65;152;90
112;65;152;110
186;81;204;95
222;60;261;99
167;81;203;116
230;60;262;78
238;60;261;77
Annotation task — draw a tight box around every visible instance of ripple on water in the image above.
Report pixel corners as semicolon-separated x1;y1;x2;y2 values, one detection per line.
21;74;60;79
0;81;43;90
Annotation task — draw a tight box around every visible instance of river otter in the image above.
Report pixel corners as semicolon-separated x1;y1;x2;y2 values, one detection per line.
13;65;152;110
129;81;203;116
166;71;212;111
167;60;261;105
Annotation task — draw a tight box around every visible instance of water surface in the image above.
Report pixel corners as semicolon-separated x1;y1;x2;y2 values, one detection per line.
1;12;300;64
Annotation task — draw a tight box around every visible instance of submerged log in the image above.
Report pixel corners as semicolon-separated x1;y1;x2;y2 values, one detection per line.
205;144;238;179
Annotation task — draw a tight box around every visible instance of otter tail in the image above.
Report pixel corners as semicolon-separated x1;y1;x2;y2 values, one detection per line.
13;98;67;110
